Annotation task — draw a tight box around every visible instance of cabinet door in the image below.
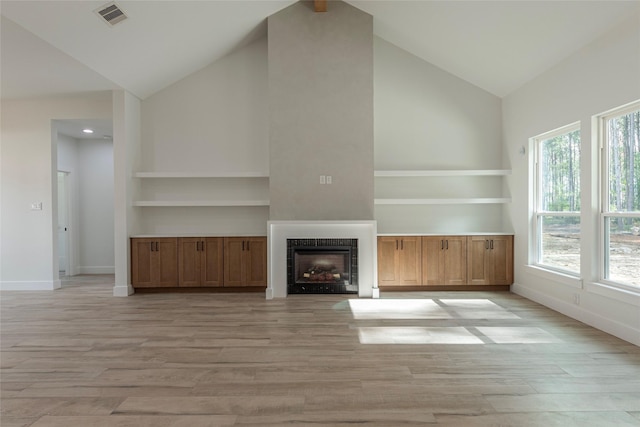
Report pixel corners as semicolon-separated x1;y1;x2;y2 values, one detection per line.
243;237;267;287
422;236;445;285
377;237;400;286
467;236;491;285
223;237;245;286
467;235;513;285
398;237;422;285
155;238;179;287
132;238;177;287
202;237;224;287
377;236;421;286
131;238;155;287
178;237;201;287
223;237;266;287
443;236;467;285
489;235;513;285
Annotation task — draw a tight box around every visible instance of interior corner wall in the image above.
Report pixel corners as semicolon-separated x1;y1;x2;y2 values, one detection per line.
503;12;640;345
0;95;112;290
268;1;374;221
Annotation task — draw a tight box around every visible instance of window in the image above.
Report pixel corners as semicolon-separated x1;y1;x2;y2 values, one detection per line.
601;103;640;287
533;124;581;274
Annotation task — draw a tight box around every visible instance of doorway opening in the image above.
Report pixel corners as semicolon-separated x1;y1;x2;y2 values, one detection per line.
57;171;71;276
54;118;114;282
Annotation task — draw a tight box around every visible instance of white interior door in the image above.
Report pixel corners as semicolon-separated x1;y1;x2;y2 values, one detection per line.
57;171;70;275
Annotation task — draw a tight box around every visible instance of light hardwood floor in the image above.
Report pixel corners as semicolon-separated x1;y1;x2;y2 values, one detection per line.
1;275;639;426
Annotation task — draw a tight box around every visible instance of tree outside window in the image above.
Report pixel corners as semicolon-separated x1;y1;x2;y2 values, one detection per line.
533;125;581;274
602;105;640;287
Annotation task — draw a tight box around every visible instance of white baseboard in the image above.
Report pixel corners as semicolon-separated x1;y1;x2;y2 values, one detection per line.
78;266;115;275
113;284;134;297
1;280;61;291
511;282;640;346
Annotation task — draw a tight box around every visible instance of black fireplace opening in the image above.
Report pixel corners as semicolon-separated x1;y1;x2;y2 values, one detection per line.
287;239;358;294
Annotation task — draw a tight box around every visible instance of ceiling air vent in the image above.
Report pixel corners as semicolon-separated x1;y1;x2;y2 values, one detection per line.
95;2;127;26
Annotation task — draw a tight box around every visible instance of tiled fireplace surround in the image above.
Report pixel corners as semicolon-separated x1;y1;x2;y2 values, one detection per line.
266;221;379;299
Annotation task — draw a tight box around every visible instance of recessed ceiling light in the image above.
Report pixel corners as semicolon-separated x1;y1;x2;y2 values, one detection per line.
83;129;94;134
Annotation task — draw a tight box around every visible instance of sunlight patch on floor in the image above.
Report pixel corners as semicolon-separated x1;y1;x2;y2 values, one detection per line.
439;299;521;319
357;326;484;344
347;298;520;320
476;327;563;343
347;299;450;319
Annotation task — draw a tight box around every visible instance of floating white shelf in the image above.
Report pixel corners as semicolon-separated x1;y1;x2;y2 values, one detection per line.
134;172;269;178
374;169;511;177
375;198;511;205
134;200;270;207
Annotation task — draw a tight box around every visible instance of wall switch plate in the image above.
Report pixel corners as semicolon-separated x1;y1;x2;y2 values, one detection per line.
320;175;326;184
326;175;332;184
31;202;43;211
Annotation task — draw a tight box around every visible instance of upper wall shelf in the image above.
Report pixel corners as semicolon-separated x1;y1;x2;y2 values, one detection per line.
134;200;270;207
375;198;511;205
134;172;269;178
374;169;511;177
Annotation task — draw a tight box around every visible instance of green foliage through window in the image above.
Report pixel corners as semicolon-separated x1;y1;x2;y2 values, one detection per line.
540;130;581;212
607;110;640;213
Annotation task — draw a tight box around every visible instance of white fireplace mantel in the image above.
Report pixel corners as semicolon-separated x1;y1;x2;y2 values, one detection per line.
267;220;379;299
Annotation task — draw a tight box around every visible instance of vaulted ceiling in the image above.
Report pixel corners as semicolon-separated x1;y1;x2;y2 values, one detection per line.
2;0;639;101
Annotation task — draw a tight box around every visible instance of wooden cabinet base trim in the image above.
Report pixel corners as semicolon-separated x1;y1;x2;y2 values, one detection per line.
379;285;511;292
134;286;267;294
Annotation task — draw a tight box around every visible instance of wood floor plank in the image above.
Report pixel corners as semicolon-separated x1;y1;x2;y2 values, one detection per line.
1;275;639;426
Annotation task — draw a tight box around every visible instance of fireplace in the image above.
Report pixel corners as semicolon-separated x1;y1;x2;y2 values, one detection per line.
267;221;378;299
287;238;358;294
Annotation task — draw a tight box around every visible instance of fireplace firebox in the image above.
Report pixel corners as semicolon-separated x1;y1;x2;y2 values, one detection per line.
287;239;358;294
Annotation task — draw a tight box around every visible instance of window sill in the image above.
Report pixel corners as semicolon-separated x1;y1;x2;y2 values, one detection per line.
524;264;583;289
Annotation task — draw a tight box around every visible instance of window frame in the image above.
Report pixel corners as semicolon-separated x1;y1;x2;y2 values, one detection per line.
531;122;581;276
598;101;640;290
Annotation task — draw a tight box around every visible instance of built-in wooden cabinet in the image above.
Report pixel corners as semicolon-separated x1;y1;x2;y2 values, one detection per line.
131;236;266;289
178;237;223;287
131;237;178;287
377;236;422;286
223;237;267;287
467;235;514;286
422;236;467;286
378;234;513;287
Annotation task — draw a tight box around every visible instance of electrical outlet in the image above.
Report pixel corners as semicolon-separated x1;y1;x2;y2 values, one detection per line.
326;175;332;184
319;175;326;184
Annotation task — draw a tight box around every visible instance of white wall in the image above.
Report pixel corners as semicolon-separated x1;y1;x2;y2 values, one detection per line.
503;12;640;345
136;27;506;235
139;38;269;236
374;37;505;234
141;38;268;173
0;94;112;290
